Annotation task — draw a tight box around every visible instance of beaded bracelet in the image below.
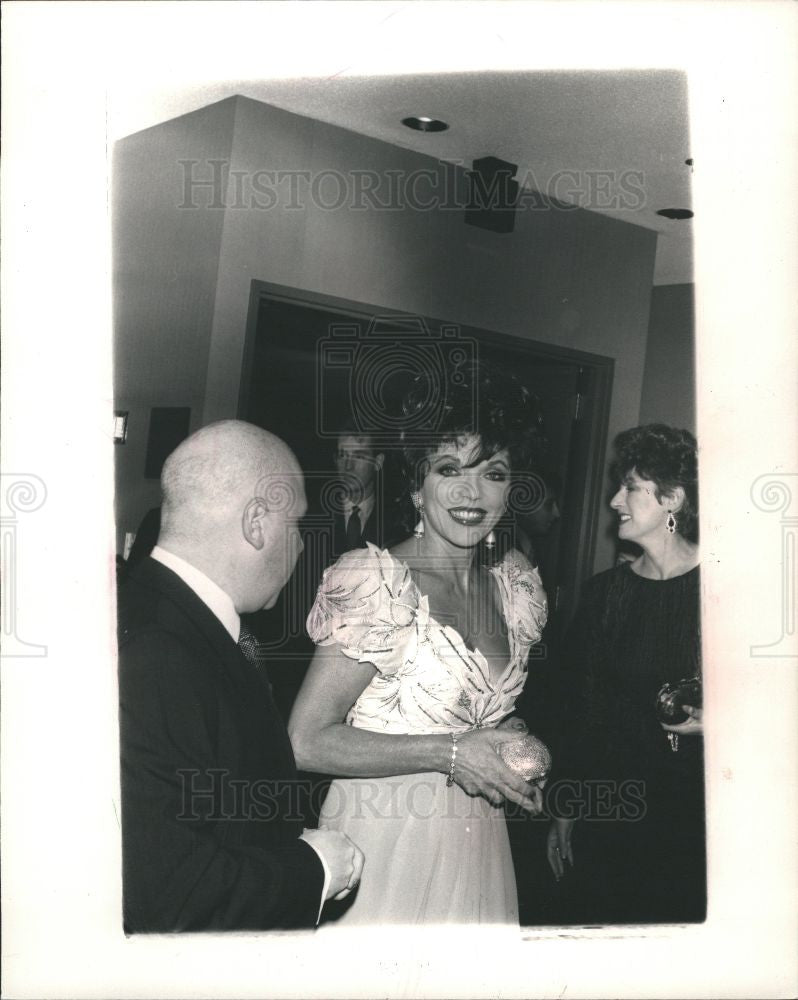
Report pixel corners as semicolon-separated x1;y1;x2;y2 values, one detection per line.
446;732;458;787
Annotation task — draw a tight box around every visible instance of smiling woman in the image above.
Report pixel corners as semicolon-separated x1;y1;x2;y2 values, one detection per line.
417;440;511;551
609;424;699;549
548;424;704;924
288;361;550;926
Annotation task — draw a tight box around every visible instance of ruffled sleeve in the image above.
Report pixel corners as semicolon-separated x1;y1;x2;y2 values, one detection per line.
492;547;548;651
306;543;429;676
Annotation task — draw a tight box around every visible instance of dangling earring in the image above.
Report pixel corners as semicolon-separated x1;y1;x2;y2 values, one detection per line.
484;529;496;550
411;491;425;539
666;511;677;534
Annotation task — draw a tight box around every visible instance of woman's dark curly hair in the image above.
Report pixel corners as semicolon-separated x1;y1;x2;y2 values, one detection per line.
398;360;546;507
610;424;699;541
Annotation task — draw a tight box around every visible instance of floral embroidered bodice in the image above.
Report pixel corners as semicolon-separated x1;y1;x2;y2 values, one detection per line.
307;543;548;734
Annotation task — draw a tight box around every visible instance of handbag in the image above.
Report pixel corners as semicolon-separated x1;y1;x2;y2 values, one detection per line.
655;676;702;726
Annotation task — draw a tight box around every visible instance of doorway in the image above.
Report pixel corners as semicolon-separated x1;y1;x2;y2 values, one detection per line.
240;281;613;656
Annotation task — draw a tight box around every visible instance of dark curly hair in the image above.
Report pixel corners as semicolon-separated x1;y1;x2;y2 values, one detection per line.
610;424;699;541
398;360;546;506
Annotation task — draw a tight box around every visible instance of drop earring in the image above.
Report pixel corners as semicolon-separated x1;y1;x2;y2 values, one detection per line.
666;511;677;534
411;492;425;539
484;529;496;550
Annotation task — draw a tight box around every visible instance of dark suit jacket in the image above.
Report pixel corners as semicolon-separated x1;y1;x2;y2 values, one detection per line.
331;510;380;558
330;498;407;562
125;507;161;568
117;557;324;932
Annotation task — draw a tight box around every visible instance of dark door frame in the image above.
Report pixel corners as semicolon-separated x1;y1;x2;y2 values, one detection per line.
239;279;614;597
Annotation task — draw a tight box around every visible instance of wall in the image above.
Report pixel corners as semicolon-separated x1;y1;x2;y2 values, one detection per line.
114;95;658;571
112;99;236;547
639;283;696;434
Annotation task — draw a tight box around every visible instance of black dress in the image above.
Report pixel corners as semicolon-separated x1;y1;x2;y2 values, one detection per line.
553;562;706;923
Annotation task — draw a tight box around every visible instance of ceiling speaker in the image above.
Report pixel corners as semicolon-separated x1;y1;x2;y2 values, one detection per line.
464;156;519;234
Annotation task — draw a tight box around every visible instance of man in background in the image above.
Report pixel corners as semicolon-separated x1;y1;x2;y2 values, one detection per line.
329;424;388;558
117;420;363;931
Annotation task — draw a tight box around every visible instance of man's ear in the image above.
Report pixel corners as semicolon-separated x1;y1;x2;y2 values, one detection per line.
662;485;685;513
242;498;268;550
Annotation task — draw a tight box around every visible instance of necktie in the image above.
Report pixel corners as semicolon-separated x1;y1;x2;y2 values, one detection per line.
238;625;273;692
237;625;260;667
345;506;362;549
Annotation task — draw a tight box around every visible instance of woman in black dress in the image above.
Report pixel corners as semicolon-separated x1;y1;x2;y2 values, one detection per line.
548;424;705;923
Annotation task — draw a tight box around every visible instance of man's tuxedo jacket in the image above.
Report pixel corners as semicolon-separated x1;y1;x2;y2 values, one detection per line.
117;557;324;932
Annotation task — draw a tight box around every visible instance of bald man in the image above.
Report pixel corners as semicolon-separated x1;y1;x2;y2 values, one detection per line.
118;420;363;932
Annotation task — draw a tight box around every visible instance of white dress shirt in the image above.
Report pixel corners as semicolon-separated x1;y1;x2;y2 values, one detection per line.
150;545;331;919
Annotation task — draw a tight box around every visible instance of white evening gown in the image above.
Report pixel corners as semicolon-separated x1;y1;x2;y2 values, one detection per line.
306;543;548;926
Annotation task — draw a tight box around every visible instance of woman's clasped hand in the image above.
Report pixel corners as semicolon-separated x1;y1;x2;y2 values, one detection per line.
453;726;544;812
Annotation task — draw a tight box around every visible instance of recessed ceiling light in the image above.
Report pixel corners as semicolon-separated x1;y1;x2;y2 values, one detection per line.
656;208;694;220
401;116;449;133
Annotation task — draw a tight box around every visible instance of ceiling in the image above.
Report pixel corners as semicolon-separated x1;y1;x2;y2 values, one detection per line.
111;57;694;287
